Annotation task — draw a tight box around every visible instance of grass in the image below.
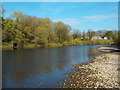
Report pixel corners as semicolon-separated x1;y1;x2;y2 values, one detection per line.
62;39;113;46
2;39;113;48
2;42;13;47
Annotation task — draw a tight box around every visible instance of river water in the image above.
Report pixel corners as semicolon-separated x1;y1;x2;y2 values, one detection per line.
2;45;104;88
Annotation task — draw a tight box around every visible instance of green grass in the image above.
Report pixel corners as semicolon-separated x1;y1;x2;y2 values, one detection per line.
2;42;37;47
2;39;113;48
62;39;113;46
2;42;13;47
23;43;37;46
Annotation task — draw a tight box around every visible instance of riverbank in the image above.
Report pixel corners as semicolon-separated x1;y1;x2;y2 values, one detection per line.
1;39;113;50
61;45;120;88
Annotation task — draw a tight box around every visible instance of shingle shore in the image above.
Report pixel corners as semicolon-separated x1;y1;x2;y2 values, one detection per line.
61;46;120;88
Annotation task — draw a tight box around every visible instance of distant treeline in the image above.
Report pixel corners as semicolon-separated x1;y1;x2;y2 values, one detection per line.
1;11;120;47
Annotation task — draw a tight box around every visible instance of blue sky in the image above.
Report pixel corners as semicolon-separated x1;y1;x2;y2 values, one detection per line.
2;0;120;2
2;2;118;32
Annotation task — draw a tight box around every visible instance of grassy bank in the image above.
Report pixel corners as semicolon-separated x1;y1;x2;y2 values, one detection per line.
1;42;41;49
2;39;113;49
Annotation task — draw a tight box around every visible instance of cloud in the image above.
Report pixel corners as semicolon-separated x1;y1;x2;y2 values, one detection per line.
83;15;108;19
52;14;118;28
53;18;80;26
62;19;77;21
82;14;118;20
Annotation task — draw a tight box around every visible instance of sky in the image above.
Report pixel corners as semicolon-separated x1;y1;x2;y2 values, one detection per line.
2;2;118;32
2;0;120;2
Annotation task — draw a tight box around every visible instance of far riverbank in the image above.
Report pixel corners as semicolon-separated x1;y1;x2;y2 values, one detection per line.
1;39;113;50
61;45;120;88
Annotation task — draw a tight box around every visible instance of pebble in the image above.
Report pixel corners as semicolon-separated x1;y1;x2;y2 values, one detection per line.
61;50;120;88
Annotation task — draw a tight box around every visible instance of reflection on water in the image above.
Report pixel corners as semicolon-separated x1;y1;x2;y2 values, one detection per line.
3;45;104;88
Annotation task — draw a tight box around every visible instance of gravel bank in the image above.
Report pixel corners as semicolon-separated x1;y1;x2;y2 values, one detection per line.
97;45;120;52
61;46;120;88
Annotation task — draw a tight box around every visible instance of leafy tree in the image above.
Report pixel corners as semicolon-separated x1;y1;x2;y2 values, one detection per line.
105;31;113;39
112;31;120;47
72;29;82;39
55;21;71;43
10;11;26;22
2;11;115;47
34;26;48;45
34;18;51;45
2;19;16;42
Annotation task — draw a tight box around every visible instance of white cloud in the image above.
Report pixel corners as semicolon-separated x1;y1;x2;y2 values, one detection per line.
52;14;118;27
82;14;118;20
53;18;80;26
62;19;77;21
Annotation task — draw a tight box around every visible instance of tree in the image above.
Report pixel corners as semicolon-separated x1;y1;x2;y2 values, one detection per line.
112;31;120;47
2;19;16;42
34;26;48;45
10;11;26;21
86;30;95;40
105;31;113;39
34;18;52;45
95;30;107;37
55;21;71;43
72;29;82;39
82;32;86;40
47;22;57;43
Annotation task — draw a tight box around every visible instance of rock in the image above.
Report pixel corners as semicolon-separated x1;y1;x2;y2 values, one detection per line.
61;47;120;88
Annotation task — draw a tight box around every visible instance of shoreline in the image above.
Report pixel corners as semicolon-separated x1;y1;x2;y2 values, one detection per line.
61;45;120;88
1;39;113;50
1;44;108;50
1;44;112;50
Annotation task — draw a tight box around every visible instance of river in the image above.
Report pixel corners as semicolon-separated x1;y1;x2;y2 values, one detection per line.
2;45;104;88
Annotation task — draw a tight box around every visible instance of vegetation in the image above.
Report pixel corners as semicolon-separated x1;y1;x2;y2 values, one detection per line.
1;11;118;48
112;31;120;47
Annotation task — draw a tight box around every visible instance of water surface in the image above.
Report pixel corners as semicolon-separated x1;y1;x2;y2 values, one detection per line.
3;45;104;88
